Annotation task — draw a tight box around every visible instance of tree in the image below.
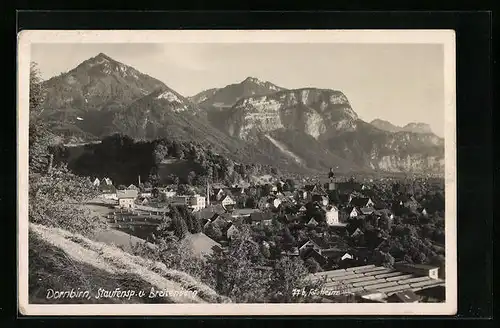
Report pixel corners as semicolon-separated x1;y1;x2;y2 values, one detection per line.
268;256;315;303
187;171;197;185
28;63;104;236
177;184;193;196
170;207;188;239
204;227;270;302
374;250;395;268
204;223;223;241
305;257;322;273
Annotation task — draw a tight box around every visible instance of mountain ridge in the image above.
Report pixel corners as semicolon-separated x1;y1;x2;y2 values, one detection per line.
37;53;444;175
371;119;436;135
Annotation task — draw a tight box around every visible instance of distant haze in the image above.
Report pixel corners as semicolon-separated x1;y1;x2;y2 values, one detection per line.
31;43;445;137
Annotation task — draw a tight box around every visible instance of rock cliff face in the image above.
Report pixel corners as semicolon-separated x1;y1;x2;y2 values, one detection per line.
221;89;444;174
225;88;357;140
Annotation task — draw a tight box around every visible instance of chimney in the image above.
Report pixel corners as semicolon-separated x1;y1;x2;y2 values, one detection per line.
206;181;210;206
138;175;141;186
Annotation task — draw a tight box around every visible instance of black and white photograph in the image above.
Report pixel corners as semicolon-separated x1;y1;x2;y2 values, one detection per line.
17;30;456;315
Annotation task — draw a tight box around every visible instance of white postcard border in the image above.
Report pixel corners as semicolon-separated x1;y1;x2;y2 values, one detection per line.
17;29;457;316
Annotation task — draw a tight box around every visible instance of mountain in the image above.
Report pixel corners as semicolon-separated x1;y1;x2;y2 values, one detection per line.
370;119;402;133
40;53;167;141
371;119;435;135
198;77;286;110
219;89;444;174
188;88;220;105
39;54;443;175
401;122;434;134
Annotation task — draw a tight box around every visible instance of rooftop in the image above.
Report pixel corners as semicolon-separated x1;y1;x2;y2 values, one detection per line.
116;189;138;199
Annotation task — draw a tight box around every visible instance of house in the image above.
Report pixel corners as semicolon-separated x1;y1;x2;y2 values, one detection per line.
301;248;328;267
350;197;375;208
387;290;420;303
337;181;363;194
249;212;273;225
348;207;361;218
307;218;319;226
170;195;190;207
226;223;240;240
92;178;100;186
283;214;303;225
117;189;138;209
359;207;375;215
298;205;307;213
312;194;329;206
299;238;333;256
394;263;440;280
270;197;282;209
321;247;355;264
420;208;428;216
322;205;341;226
229;187;245;196
397;195;420;211
188;194;207;212
140;190;152;198
221;195;236;208
281;247;300;256
258;197;271;210
127;184;139;191
99;184;117;200
230;208;261;219
298;190;308;200
350;227;364;238
103;177;113;185
181;233;221;260
325;182;336;191
160;188;177;199
374;209;395;220
212;188;226;201
304;184;319;194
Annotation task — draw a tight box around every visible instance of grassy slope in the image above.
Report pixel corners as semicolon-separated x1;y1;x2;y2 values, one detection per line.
29;223;230;304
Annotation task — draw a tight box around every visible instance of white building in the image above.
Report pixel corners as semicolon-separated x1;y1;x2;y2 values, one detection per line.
349;207;360;218
189;194;206;212
117;189;138;209
324;205;340;226
170;195;206;212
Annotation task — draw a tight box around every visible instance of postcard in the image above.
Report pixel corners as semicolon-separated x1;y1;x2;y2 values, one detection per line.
17;29;456;315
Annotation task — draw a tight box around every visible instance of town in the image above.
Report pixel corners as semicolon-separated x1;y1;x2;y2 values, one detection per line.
89;168;446;304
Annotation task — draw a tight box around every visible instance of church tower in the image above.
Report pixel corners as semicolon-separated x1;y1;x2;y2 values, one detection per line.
327;167;337;191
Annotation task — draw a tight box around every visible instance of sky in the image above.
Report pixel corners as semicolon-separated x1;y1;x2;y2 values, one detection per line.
31;43;445;137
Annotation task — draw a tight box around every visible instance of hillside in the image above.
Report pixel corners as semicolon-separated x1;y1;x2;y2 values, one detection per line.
28;223;230;304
